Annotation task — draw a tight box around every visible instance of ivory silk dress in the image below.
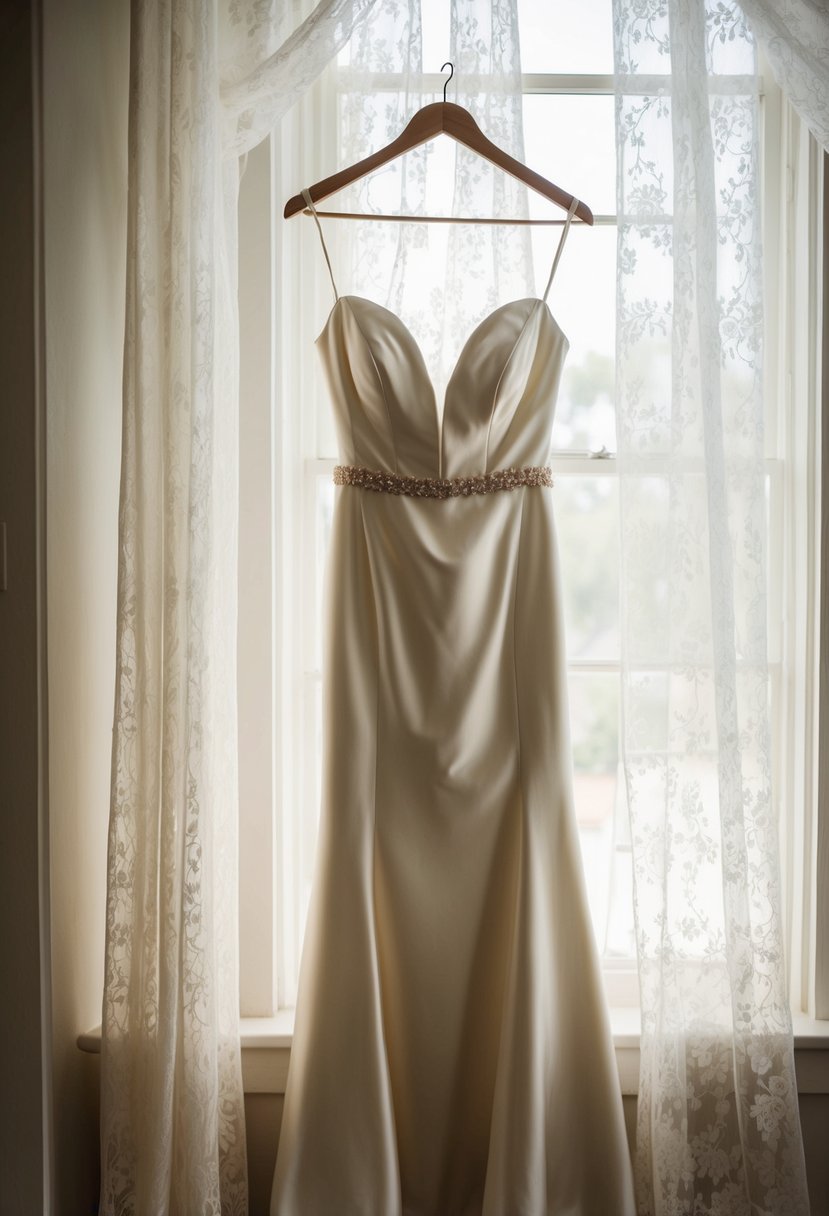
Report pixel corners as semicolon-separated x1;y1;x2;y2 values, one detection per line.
270;190;636;1216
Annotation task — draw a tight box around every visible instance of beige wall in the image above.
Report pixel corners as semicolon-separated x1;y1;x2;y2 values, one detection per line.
43;0;129;1211
0;4;50;1212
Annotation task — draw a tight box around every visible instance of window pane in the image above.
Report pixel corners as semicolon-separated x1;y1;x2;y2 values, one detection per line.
540;224;617;453
518;0;613;74
286;670;321;1008
568;670;635;957
554;474;619;660
422;0;450;73
523;94;615;218
604;831;636;959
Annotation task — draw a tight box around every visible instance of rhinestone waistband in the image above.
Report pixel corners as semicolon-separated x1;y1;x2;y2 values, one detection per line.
333;464;554;499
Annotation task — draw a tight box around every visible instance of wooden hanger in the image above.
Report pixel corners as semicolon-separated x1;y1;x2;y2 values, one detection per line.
284;63;593;227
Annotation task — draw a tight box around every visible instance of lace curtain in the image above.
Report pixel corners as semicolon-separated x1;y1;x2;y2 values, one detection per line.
613;0;811;1211
99;2;377;1213
740;0;829;152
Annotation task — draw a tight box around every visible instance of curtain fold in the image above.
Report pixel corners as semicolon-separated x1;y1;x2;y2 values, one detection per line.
612;0;811;1211
220;0;380;158
99;2;377;1213
739;0;829;152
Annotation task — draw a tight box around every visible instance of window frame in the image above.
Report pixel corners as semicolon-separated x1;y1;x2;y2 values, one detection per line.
761;57;829;1020
818;147;829;1019
236;51;828;1026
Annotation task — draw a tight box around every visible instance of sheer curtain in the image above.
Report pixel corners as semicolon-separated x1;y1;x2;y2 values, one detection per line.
98;3;377;1213
612;0;811;1211
740;0;829;151
335;0;534;405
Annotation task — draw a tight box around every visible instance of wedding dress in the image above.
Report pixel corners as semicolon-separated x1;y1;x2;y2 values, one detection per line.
270;188;636;1216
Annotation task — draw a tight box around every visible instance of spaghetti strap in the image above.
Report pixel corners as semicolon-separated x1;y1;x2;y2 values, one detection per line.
302;187;339;303
541;197;579;303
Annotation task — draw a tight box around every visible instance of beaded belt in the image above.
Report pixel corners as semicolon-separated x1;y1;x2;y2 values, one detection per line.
333;464;554;499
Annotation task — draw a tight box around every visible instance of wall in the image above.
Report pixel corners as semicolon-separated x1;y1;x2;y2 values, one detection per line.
43;0;129;1210
0;3;50;1211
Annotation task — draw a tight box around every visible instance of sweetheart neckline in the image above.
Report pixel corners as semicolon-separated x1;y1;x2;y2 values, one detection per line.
314;293;569;402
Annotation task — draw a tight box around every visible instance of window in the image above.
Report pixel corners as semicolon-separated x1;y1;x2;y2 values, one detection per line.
237;2;825;1023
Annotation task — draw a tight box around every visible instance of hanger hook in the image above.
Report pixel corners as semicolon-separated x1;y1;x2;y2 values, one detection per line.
441;61;454;103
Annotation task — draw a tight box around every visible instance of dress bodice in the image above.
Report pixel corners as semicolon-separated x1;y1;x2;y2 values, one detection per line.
314;294;569;480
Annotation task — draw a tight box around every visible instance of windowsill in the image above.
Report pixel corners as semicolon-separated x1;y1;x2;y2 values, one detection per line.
77;1007;829;1097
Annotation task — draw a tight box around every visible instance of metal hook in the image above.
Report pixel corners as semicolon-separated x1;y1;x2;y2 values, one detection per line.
441;61;454;103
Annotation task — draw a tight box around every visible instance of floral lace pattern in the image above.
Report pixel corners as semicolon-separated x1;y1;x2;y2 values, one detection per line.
613;1;810;1212
220;0;381;157
740;0;829;152
99;2;379;1213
